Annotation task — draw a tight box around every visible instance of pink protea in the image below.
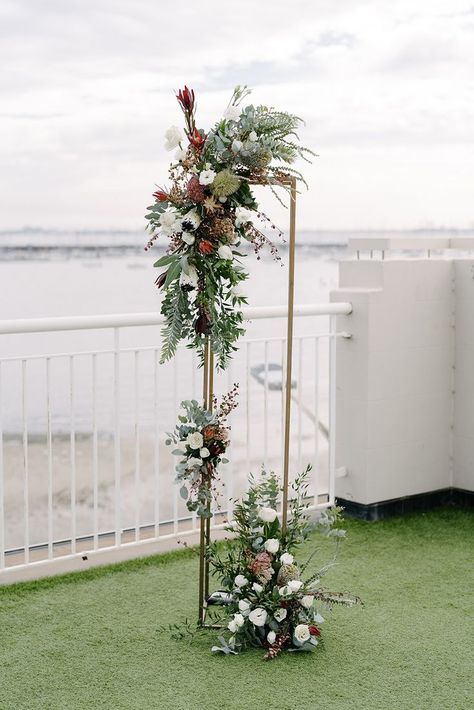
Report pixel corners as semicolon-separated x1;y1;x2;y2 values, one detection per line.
249;552;274;583
187;176;206;203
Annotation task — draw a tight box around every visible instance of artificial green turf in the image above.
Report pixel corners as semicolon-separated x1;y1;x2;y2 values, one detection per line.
1;507;473;710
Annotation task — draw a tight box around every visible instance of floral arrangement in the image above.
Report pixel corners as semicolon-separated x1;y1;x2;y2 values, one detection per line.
145;85;314;369
166;386;238;518
207;467;360;659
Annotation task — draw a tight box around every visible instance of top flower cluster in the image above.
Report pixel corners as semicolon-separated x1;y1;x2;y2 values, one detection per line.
145;85;314;369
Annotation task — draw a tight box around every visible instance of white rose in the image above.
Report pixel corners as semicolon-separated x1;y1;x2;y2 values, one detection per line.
233;613;245;628
199;169;216;185
186;431;203;450
258;507;277;523
238;599;251;615
248;607;267;627
182;210;201;230
224;105;241;121
200;447;210;458
267;630;276;644
280;552;294;565
187;456;202;468
227;619;238;633
181;232;195;245
248;130;258;142
300;595;314;609
180;266;198;288
252;582;263;594
235;206;253;227
288;579;303;593
164;125;182;151
231;139;243;152
217;244;233;260
234;574;248;588
294;623;310;644
274;608;287;622
174;147;187;161
159;208;180;234
264;538;279;554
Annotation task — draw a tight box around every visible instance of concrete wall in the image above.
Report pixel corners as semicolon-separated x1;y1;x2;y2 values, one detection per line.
330;258;472;506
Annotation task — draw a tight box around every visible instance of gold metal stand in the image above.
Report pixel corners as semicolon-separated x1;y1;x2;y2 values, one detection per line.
198;337;214;625
197;175;298;622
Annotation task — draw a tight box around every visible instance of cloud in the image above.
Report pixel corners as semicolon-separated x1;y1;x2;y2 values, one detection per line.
0;0;473;229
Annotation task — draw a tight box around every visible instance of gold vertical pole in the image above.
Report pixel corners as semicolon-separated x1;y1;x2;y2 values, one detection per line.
204;348;214;602
281;177;297;534
198;337;210;624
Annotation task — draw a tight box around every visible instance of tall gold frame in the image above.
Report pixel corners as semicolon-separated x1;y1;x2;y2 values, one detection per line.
198;176;297;625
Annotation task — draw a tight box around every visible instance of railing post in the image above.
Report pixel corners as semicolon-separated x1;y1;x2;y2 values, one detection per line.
113;328;121;546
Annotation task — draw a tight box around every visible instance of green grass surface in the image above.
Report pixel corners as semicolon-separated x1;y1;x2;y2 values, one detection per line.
1;507;473;710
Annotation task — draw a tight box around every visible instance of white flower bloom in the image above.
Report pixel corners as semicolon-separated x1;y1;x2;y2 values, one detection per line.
199;169;216;186
219;196;227;203
164;125;182;151
264;538;279;554
248;130;258;142
199;447;210;458
267;630;276;644
280;552;294;566
288;579;303;593
159;208;180;235
186;431;203;450
227;618;238;633
278;586;288;597
252;582;263;594
300;595;314;609
235;206;253;227
233;613;245;628
217;244;233;260
238;599;251;615
224;105;241;121
187;456;202;468
231;139;243;152
258;507;277;523
180;266;198;288
248;607;267;627
294;624;311;644
231;283;245;298
234;574;248;588
182;209;201;230
181;232;195;245
174;147;187;161
274;607;287;622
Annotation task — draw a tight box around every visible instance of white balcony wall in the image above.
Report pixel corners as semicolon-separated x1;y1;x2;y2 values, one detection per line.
331;258;464;505
453;259;474;493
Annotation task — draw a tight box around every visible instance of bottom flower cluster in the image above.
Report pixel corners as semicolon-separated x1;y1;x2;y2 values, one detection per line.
208;467;359;660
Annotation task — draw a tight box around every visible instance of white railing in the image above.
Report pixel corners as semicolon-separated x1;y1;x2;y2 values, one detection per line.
0;302;351;583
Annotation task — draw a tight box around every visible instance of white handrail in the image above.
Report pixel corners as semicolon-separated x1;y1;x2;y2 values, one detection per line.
0;303;352;335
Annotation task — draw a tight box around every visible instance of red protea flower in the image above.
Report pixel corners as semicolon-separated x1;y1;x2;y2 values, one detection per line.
208;440;226;457
154;271;167;288
194;310;211;335
176;85;195;113
198;239;214;255
308;625;321;637
189;127;206;149
153;188;168;202
187;176;206;203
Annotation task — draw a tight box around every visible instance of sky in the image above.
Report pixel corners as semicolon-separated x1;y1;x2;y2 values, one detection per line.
0;0;473;231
